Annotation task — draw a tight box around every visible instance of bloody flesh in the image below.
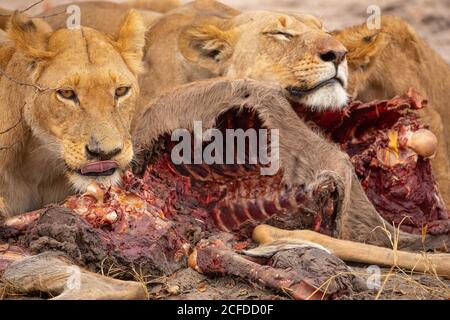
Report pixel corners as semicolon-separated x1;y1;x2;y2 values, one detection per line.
1;89;448;278
295;89;449;235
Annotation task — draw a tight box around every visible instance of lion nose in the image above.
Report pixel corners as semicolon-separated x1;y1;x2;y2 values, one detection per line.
319;50;347;65
85;138;122;160
317;38;347;66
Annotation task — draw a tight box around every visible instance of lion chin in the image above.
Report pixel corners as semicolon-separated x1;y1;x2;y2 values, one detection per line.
299;82;349;112
67;171;124;194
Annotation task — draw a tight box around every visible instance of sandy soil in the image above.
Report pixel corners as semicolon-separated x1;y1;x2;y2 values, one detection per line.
2;259;448;300
1;0;449;63
150;266;449;300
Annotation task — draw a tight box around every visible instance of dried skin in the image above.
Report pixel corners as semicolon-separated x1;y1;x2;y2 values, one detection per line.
297;89;449;235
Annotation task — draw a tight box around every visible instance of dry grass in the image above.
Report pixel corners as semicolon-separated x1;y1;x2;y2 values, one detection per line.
98;257;166;300
0;277;49;300
303;266;449;300
306;217;449;300
1;217;447;300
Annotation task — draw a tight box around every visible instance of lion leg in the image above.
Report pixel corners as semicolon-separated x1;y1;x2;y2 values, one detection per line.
0;173;39;218
2;252;148;300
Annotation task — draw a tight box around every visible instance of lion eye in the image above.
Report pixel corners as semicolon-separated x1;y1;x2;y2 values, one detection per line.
115;86;130;99
57;89;78;101
263;31;293;41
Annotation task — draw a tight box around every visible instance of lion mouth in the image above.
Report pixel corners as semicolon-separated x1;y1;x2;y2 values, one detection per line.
286;77;344;97
78;160;119;177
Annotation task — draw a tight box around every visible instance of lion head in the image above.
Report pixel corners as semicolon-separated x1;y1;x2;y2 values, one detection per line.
178;10;349;110
3;11;145;195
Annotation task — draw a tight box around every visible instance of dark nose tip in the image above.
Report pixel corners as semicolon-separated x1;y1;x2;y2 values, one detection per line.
85;141;122;160
319;49;347;65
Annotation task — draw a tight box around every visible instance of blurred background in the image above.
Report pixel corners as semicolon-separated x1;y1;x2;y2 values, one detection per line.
1;0;449;62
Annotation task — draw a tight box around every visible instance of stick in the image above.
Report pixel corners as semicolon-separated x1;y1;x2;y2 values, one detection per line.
252;224;450;279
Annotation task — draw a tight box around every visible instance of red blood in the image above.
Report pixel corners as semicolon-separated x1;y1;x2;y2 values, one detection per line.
295;89;449;235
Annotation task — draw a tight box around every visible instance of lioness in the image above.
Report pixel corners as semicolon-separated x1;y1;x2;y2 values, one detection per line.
0;11;145;216
18;0;348;113
27;1;449;203
334;16;450;205
141;2;450;205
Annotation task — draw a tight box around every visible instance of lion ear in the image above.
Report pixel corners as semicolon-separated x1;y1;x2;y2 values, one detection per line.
332;24;388;71
115;10;146;75
178;24;237;74
8;11;53;60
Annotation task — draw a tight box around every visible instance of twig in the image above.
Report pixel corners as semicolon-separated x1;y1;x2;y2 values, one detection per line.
0;103;24;151
38;11;66;19
0;10;66;19
0;0;59;19
20;0;44;14
0;67;55;92
0;0;44;17
0;107;23;135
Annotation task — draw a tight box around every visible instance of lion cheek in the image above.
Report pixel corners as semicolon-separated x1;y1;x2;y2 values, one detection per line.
63;143;87;170
113;142;134;170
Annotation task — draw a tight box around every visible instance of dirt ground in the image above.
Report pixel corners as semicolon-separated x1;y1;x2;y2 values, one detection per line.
151;266;449;300
0;0;449;300
2;259;449;300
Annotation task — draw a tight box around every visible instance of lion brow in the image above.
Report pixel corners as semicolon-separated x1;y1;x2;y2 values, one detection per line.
80;28;93;65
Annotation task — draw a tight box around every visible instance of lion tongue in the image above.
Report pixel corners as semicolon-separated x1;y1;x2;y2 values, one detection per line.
80;161;119;175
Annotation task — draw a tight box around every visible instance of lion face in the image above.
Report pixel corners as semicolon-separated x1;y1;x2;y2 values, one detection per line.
179;11;348;110
9;12;145;192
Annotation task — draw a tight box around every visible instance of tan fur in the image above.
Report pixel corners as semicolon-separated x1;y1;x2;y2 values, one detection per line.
139;0;349;111
133;78;448;251
334;16;450;205
0;29;7;44
0;8;10;31
0;2;163;36
0;11;146;216
128;0;181;13
33;1;348;112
